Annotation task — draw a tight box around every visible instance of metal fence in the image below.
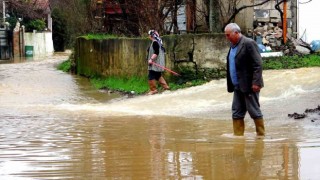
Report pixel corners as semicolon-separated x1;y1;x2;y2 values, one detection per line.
0;28;12;60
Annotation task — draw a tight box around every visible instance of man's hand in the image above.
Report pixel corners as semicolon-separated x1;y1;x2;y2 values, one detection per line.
252;84;261;92
148;59;153;65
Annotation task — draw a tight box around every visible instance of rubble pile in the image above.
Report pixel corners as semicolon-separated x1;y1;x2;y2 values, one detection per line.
275;38;303;56
253;23;283;49
250;22;312;56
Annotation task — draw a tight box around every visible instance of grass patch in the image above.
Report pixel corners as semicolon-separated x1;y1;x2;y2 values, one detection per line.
56;59;210;94
91;76;149;94
90;76;209;94
263;54;320;70
82;33;118;40
57;60;71;72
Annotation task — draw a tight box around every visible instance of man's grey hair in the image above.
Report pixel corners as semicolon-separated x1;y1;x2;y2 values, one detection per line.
224;23;241;33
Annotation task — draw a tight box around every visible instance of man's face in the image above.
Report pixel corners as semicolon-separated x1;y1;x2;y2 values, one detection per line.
225;28;239;45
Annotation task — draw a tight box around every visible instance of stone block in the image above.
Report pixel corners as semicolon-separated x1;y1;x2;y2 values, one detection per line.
256;18;270;22
255;9;270;18
254;0;271;9
270;18;280;23
286;11;292;18
270;10;281;18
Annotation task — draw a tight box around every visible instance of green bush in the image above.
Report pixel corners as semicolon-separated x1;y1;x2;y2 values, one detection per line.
6;16;18;30
25;19;46;32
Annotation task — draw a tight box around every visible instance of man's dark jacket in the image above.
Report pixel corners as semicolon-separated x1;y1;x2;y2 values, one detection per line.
226;36;264;93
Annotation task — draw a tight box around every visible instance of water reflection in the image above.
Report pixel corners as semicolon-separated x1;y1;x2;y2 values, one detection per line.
0;56;45;64
1;109;320;179
229;139;264;179
298;141;320;179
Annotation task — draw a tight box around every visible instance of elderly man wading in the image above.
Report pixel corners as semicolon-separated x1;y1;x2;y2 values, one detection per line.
224;23;265;136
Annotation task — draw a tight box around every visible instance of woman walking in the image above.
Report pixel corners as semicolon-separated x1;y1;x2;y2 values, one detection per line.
146;30;169;95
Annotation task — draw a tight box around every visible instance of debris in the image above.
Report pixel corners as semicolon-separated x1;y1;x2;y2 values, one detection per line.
288;105;320;120
310;40;320;52
288;112;306;119
250;22;318;56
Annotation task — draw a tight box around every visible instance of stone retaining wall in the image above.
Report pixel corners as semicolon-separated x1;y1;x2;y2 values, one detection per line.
75;34;229;79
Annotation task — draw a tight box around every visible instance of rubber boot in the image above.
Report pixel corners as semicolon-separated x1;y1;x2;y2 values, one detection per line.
233;118;245;136
147;80;158;95
254;118;265;136
158;76;170;90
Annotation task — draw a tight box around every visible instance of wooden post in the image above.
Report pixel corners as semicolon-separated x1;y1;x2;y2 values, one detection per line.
283;0;287;44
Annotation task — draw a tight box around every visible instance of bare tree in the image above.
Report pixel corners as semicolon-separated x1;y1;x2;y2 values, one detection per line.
49;0;98;48
6;0;49;19
99;0;182;36
218;0;272;30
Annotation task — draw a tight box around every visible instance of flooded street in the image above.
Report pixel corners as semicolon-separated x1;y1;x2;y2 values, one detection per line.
0;53;320;179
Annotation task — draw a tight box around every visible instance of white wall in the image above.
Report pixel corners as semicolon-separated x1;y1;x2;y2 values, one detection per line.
24;31;54;57
298;0;320;43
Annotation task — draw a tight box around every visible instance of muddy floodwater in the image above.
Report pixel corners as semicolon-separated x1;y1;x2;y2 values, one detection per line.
0;53;320;179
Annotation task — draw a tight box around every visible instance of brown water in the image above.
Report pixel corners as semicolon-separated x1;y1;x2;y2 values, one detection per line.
0;53;320;179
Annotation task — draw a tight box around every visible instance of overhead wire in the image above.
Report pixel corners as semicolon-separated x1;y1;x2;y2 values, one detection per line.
299;0;312;4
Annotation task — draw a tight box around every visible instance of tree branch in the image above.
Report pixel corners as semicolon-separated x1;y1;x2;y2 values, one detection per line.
223;0;271;30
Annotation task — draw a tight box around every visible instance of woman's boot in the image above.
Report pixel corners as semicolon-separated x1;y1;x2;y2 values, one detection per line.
148;80;158;95
158;76;169;90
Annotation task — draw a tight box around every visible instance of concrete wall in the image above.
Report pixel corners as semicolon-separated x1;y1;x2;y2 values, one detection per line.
75;34;229;79
24;31;54;57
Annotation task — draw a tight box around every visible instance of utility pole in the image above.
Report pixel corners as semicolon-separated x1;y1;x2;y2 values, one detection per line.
2;0;9;27
2;0;6;23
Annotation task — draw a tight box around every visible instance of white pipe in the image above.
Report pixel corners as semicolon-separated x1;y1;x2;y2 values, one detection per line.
297;0;300;39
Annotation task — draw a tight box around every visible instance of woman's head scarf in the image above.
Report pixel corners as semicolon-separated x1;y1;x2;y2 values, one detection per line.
148;30;165;52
